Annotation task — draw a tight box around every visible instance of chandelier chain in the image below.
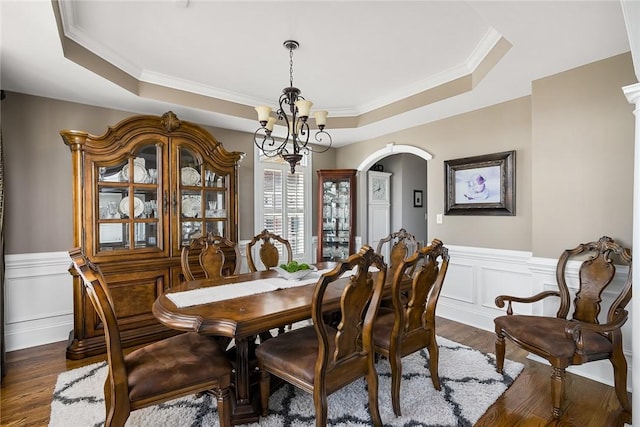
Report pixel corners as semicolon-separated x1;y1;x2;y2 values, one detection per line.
289;45;294;88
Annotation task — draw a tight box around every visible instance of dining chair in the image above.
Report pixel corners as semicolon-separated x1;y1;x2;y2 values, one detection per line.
246;229;293;272
375;228;421;310
181;232;241;281
494;236;632;420
68;247;233;427
255;245;387;427
375;228;421;279
372;238;449;416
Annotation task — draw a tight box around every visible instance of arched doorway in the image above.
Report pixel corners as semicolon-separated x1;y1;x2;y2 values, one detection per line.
356;143;433;247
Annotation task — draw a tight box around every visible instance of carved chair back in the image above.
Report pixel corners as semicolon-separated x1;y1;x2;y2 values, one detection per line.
246;229;293;272
376;228;420;278
555;236;632;328
181;233;241;281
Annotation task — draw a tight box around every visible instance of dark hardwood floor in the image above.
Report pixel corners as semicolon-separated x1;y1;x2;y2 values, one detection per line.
0;317;631;426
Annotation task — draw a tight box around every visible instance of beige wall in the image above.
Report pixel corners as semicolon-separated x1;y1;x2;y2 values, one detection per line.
336;53;636;256
0;93;339;252
531;53;637;257
2;95;131;254
1;52;636;257
1;94;259;253
337;96;532;251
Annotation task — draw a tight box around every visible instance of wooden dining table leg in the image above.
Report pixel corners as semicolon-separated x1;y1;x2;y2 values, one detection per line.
229;336;260;425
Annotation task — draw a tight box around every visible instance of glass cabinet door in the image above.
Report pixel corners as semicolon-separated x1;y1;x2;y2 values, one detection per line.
178;147;228;247
321;179;351;260
96;144;161;253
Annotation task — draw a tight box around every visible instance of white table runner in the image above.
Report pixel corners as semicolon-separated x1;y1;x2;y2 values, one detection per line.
166;265;381;308
167;268;334;308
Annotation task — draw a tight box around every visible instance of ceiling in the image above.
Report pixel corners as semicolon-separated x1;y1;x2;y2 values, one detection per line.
0;1;634;146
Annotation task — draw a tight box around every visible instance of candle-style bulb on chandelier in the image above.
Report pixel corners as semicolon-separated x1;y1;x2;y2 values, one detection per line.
253;40;332;174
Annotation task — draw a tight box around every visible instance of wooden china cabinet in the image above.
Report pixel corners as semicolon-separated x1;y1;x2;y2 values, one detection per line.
316;169;357;262
61;111;244;359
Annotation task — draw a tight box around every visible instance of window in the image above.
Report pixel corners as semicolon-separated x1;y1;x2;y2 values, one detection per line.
254;150;312;263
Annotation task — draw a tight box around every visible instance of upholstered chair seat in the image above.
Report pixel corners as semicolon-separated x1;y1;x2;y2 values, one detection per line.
253;326;338;386
125;332;232;403
494;315;613;360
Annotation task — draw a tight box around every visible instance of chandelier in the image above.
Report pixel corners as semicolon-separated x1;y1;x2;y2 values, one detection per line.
253;40;332;174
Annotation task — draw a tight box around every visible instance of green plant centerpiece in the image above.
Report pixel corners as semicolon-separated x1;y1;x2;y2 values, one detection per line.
278;261;311;273
274;261;316;280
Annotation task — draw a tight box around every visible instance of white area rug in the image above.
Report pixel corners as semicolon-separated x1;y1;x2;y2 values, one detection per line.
49;336;523;426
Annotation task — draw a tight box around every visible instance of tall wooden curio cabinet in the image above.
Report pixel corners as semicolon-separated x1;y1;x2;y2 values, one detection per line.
317;169;357;262
61;111;244;359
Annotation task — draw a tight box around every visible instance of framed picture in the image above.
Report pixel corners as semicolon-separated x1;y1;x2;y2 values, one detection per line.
444;150;515;216
413;190;423;207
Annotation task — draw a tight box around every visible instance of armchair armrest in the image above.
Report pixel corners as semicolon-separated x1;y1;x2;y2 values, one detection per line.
564;310;629;354
495;290;561;315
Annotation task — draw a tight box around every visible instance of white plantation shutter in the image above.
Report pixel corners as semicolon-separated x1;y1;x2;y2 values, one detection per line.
263;169;284;236
286;172;304;255
255;150;312;263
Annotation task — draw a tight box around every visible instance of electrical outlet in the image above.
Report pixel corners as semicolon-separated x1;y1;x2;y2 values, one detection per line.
436;214;443;224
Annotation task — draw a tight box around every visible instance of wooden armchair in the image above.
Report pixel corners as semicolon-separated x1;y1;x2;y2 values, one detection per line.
246;229;293;272
181;233;241;281
68;248;233;427
255;245;387;427
372;238;449;416
494;236;632;420
375;228;420;278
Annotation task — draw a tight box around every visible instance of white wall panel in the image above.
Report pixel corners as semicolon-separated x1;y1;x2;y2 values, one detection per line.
440;262;474;304
3;252;73;351
479;267;532;311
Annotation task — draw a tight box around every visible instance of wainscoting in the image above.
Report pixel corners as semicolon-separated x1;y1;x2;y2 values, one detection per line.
2;243;632;390
3;252;74;352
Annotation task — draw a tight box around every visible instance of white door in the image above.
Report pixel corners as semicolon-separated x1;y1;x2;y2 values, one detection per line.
368;204;390;257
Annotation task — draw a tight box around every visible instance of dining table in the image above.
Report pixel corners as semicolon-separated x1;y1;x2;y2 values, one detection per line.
152;262;336;424
152;261;398;425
